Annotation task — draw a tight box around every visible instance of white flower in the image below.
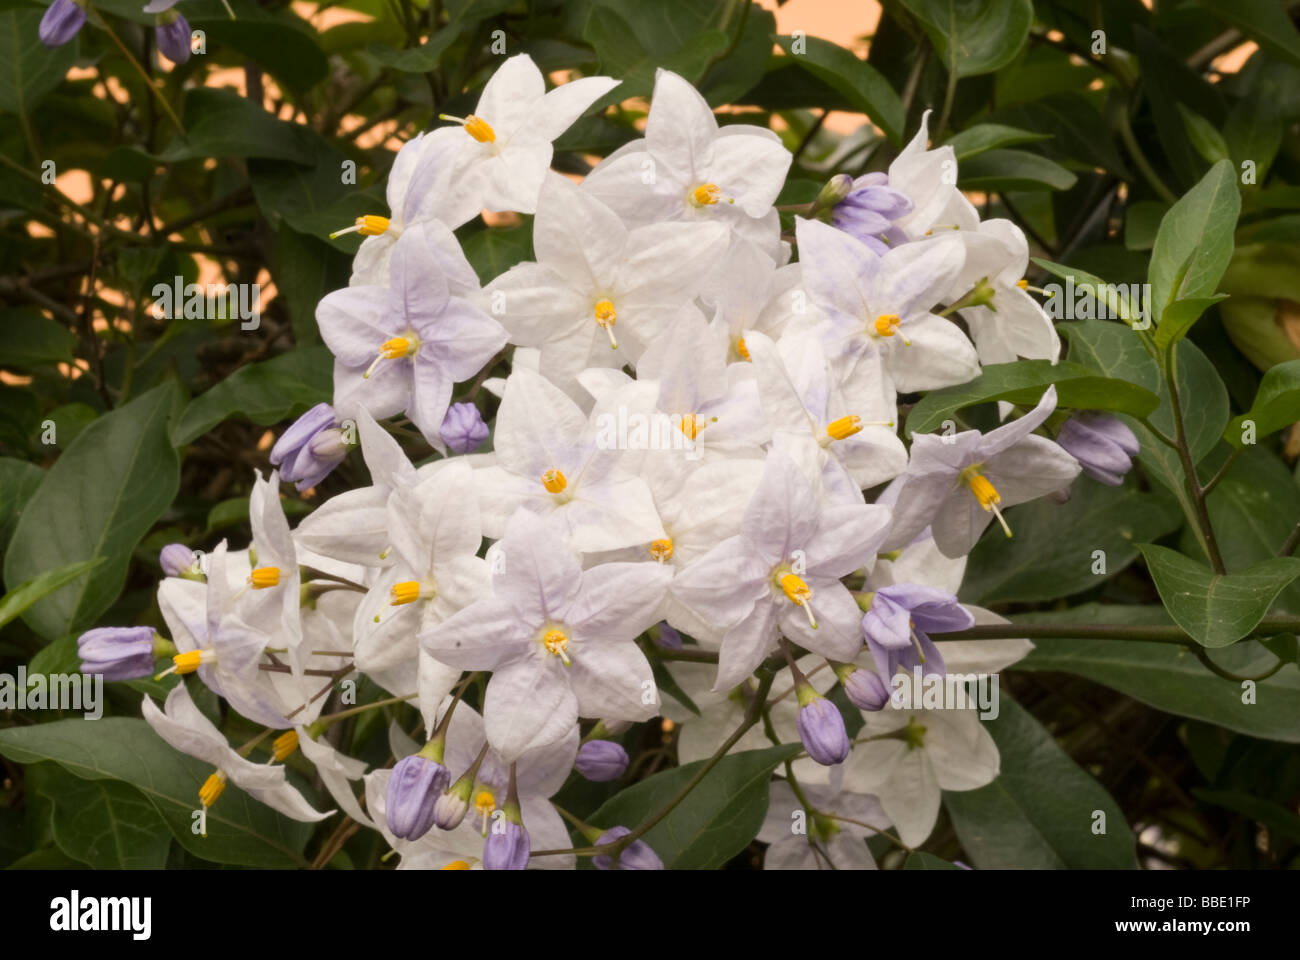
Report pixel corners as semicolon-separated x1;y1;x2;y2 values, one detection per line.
758;774;889;870
956;219;1061;365
426;54;621;224
482;173;729;398
142;683;331;823
421;510;671;760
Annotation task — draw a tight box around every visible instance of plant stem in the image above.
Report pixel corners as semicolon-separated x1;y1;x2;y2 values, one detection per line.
1162;347;1227;573
96;15;186;134
1280;521;1300;558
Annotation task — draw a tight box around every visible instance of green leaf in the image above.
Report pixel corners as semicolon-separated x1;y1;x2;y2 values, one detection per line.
0;307;76;368
1226;358;1300;449
905;359;1160;437
943;123;1052;161
956;148;1077;192
1124;201;1169;252
3;382;182;641
0;718;314;867
29;763;172;870
896;0;1034;77
172;347;332;446
0;10;78;115
1137;543;1300;648
461;221;535;286
1148;159;1240;329
1152;294;1229;350
587;743;799;869
959;476;1181;605
1193;0;1300;70
1034;259;1145;326
1192;788;1300;844
943;696;1138;869
772;35;903;142
1224;97;1284;184
903;851;963;870
1013;605;1300;743
368;22;465;72
160;88;314;164
0;456;43;546
0;558;104;630
189;1;329;91
1177;104;1231;164
582;0;730;101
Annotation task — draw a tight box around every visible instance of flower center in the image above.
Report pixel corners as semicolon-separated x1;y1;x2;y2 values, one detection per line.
826;415;863;441
440;113;496;143
594;299;618;349
776;571;818;630
249;566;280;589
390;580;428;605
649;538;674;563
873;314;910;344
960;465;1012;538
542;468;567;494
363;334;420;379
690;183;722;206
543;628;571;666
474;789;497;834
736;337;751;361
328;214;390;240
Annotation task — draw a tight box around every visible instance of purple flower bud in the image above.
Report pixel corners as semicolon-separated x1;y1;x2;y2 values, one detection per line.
842;667;891;712
77;627;157;681
830;172;913;252
40;0;86;47
575;740;628;782
270;403;349;492
482;820;530;870
1056;413;1140;486
593;826;664;870
439;402;489;454
385;754;449;840
155;12;192;65
796;697;850;766
159;543;197;578
654;621;683;650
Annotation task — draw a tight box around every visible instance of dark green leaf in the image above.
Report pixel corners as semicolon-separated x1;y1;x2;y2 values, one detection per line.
943;123;1052;161
1149;159;1240;329
772;35;903;142
957;148;1077;191
0;307;76;367
897;0;1034;77
30;763;172;869
0;10;77;115
1226;358;1300;448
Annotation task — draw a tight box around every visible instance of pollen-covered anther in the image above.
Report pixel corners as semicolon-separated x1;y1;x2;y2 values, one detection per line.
249;566;280;589
826;415;863;441
779;573;818;630
873;313;910;345
199;770;227;809
329;214;390;239
442;860;471;871
542;468;567;494
172;650;204;674
543;628;572;666
736;337;751;361
691;183;722;206
272;729;299;762
440;113;496;143
1016;278;1029;289
679;412;706;441
649;538;674;563
474;789;496;834
966;471;1012;538
390;580;421;606
363;336;418;379
594;299;618;349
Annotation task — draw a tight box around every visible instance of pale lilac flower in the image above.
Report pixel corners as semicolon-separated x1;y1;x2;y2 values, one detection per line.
575;740;628;782
159;542;198;578
439;402;489;454
386;753;451;840
829;172;913;254
861;583;974;682
1056;413;1140;486
270;403;351;492
796;695;850;766
77;627;159;681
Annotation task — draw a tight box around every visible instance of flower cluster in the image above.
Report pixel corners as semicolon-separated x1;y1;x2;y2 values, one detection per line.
78;58;1139;870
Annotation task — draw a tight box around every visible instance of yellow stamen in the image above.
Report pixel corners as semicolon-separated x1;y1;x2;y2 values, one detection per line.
873;313;910;346
826;415;863;441
649;538;674;563
594;299;618;349
543;628;571;666
199;771;227;809
442;860;471;870
779;573;817;630
390;580;420;606
966;470;1013;538
1016;278;1029;289
463;115;495;143
542;468;567;494
736;337;751;361
272;730;299;762
328;214;390;240
249;566;280;589
679;413;706;441
691;183;722;206
172;650;204;674
474;789;496;835
363;336;417;379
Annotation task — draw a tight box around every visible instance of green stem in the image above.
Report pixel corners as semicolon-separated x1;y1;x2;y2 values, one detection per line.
1163;347;1227;573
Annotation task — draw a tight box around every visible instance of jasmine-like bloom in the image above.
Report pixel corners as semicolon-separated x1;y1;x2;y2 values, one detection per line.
861;583;974;682
886;110;980;242
426;54;621;224
796;693;850;767
270;403;351;492
582;68;792;261
883;385;1081;557
440;402;489;454
796;216;977;396
421;510;671;760
955;219;1061;365
593;826;664;870
39;0;85;46
318;222;508;450
575;740;628;782
1055;413;1140;486
828;172;913;254
482;173;728;397
141;684;331;823
159;542;199;578
671;451;892;691
386;749;451;840
77;627;164;681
